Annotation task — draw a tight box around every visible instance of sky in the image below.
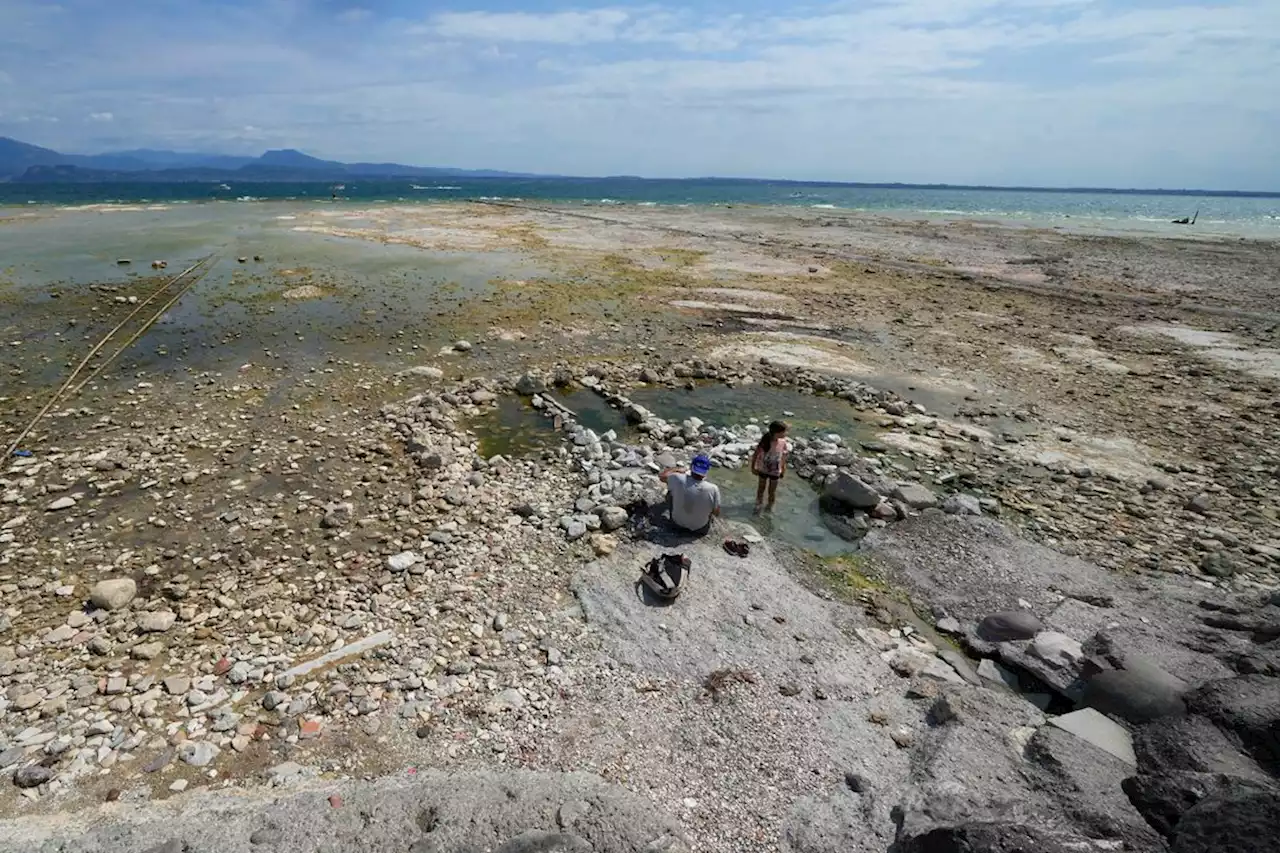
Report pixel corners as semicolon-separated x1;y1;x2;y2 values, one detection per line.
0;0;1277;189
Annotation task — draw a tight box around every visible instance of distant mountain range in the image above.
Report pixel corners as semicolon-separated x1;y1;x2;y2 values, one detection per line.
0;136;534;182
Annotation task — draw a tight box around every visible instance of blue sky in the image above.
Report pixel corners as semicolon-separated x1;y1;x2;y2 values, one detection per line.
0;0;1276;188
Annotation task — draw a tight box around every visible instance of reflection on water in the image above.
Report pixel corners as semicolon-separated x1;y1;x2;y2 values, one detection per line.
0;202;546;382
470;396;561;459
629;383;879;441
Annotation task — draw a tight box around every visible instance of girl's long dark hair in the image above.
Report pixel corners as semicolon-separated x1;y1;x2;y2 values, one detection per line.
758;420;788;452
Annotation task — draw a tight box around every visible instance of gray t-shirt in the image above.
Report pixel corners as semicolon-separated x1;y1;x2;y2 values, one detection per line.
668;473;720;531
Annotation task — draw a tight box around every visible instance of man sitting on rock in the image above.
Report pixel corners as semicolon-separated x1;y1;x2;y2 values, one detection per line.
660;454;721;536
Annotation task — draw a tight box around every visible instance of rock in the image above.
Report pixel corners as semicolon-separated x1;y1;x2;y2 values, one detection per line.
892;822;1078;853
178;740;220;767
321;502;353;528
844;772;870;793
14;764;53;788
1048;708;1136;766
1171;789;1280;853
266;761;309;786
598;506;628;532
484;688;526;715
453;340;473;352
1122;771;1270;840
935;617;962;635
46;496;76;511
823;512;870;541
1024;725;1163;850
871;501;898;521
1186;493;1213;515
1029;631;1084;668
1185;675;1280;773
163;676;191;696
515;373;547;395
13;691;42;710
977;658;1020;689
143;750;173;773
977;610;1042;642
893;483;937;509
262;691;288;711
822;472;880;510
132;641;164;660
1083;662;1187;723
387;551;420;572
1132;714;1271;780
90;578;137;611
211;711;241;732
1200;551;1238;578
940;493;982;516
589;534;617;557
882;647;963;684
139;611;177;633
399;366;443;379
0;747;23;769
566;522;587;542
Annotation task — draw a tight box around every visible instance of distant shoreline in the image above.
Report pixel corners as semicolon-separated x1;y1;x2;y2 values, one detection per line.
2;175;1278;199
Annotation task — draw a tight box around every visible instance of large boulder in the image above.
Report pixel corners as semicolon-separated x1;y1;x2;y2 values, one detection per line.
1132;714;1273;781
1023;725;1162;850
1185;675;1280;773
941;494;982;516
893;483;937;510
1170;789;1280;853
1083;661;1188;723
822;472;881;511
891;821;1079;853
977;611;1042;642
89;578;137;611
1122;772;1272;840
515;373;547;396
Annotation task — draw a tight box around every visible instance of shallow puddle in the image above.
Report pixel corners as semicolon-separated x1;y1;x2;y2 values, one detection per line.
628;383;879;441
0;202;548;387
467;384;879;554
470;397;562;459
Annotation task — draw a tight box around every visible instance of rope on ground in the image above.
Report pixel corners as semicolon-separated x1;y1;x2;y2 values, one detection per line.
3;254;217;458
67;259;216;398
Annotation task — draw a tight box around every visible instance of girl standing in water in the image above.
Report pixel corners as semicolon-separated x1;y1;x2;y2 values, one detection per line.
752;420;789;514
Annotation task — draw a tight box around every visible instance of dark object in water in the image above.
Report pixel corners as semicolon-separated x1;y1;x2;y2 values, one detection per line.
1172;210;1199;225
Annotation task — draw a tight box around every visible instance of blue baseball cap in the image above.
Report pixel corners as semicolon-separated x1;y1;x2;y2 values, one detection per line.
690;455;712;476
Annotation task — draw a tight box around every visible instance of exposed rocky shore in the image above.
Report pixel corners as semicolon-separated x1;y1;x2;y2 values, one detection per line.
1;201;1277;850
2;356;1276;852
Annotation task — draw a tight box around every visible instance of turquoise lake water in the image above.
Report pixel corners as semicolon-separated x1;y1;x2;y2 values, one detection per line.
2;178;1277;237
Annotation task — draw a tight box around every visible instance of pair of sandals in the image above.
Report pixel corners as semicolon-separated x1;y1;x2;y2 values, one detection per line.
723;539;750;558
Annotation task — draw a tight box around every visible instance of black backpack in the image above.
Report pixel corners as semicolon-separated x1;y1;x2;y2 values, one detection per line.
641;553;690;600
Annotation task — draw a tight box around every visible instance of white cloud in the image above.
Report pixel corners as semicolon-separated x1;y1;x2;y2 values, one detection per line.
88;111;113;121
428;9;631;44
0;0;1276;189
